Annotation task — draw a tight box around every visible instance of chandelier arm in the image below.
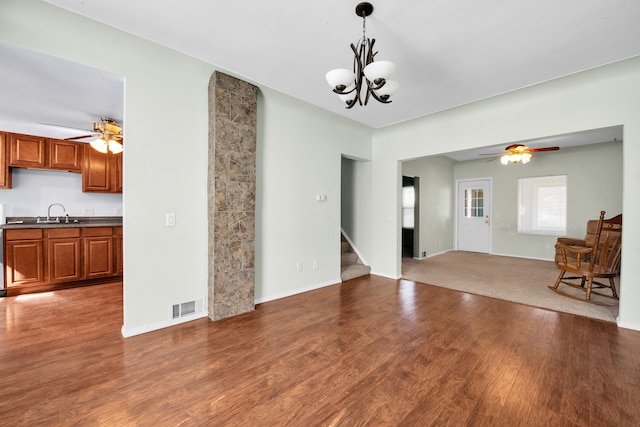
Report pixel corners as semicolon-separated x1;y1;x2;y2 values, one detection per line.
369;90;392;104
353;42;367;106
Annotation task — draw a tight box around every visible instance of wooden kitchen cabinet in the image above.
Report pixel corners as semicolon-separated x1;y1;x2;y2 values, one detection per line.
3;226;122;295
48;139;82;172
83;227;115;278
4;229;45;287
82;145;122;193
115;227;123;275
0;132;11;189
47;228;82;283
9;133;46;168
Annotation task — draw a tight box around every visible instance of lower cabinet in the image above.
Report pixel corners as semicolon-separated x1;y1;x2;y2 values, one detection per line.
83;227;115;279
4;229;45;286
48;228;82;283
3;226;122;292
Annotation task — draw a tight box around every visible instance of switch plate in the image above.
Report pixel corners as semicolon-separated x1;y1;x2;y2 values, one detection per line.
166;213;176;226
83;208;94;216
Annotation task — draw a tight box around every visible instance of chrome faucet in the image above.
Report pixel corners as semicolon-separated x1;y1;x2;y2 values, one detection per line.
47;203;69;223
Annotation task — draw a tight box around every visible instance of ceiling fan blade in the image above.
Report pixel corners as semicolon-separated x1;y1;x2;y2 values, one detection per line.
529;146;560;152
65;134;98;140
479;152;505;156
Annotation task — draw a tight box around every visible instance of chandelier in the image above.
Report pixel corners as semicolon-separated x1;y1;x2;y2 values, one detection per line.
325;2;398;108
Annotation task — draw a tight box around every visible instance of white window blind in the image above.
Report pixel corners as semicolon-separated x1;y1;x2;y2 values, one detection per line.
402;186;415;229
518;175;567;236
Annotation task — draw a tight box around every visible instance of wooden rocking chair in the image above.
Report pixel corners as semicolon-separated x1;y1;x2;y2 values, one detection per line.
549;211;622;305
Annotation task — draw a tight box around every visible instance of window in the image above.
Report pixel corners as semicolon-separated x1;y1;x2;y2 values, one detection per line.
518;175;567;236
402;186;415;229
463;188;484;218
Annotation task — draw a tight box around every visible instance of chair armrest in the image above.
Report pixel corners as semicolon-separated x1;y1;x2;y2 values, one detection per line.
556;238;587;247
555;242;593;255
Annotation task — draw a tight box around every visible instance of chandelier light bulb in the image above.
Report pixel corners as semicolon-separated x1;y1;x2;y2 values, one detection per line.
374;80;399;99
363;60;396;85
326;69;355;92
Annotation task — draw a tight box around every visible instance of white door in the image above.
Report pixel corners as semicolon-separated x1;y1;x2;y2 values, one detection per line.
457;179;491;253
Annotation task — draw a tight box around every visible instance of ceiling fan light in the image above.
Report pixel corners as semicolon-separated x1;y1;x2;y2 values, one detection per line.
521;153;532;164
326;69;355;92
500;155;510;165
108;139;123;154
364;60;396;84
90;138;108;154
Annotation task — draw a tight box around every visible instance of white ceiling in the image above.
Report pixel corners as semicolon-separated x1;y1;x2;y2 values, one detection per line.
0;0;636;154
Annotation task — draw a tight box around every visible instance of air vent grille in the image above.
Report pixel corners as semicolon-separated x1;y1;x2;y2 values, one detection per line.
171;299;203;319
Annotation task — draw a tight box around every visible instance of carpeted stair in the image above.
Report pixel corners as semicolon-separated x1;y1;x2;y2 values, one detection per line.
341;235;371;281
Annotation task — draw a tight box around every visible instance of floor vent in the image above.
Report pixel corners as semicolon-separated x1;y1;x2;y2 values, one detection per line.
171;299;203;319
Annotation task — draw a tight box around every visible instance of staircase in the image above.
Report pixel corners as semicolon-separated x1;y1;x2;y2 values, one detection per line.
341;234;371;281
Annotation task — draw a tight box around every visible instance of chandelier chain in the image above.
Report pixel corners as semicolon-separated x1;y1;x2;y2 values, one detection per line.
362;14;367;45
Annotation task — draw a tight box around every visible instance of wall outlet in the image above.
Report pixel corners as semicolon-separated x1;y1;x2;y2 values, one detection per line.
296;261;303;272
313;259;319;270
166;213;176;226
83;208;94;216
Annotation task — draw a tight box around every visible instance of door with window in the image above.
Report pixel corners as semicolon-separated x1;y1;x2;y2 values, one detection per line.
457;179;491;253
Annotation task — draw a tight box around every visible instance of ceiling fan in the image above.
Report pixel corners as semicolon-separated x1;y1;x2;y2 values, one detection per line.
482;143;559;165
65;117;123;154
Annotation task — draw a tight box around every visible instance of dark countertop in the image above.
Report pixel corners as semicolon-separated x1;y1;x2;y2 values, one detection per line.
1;216;122;230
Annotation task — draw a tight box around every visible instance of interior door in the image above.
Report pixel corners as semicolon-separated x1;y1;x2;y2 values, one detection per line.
457;179;491;253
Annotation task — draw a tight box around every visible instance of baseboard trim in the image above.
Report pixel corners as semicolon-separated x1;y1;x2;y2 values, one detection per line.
370;270;402;280
121;312;208;338
254;278;341;305
489;252;554;262
617;317;640;331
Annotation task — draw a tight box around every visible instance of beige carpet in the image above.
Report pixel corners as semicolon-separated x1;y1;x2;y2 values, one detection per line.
402;251;619;322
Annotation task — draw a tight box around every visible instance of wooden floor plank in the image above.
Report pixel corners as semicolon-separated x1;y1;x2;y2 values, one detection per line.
1;276;639;426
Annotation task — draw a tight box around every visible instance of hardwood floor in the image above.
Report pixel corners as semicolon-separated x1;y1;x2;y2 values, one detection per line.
1;276;639;426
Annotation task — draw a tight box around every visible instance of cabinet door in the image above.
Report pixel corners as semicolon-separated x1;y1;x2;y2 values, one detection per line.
5;239;45;287
9;133;46;168
47;228;82;283
82;145;122;193
115;227;123;275
48;139;82;172
0;132;11;189
113;152;123;193
84;231;115;278
82;145;111;192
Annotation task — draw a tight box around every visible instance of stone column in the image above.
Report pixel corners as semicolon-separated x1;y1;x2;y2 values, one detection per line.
208;72;258;321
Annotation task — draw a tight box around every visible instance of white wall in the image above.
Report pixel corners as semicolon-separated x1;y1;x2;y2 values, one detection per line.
256;88;372;302
1;0;372;335
453;141;622;260
371;57;640;329
402;156;456;258
0;168;122;218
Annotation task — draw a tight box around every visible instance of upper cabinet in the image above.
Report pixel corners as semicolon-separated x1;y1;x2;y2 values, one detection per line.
82;144;122;193
0;132;11;189
8;133;82;172
0;129;121;193
9;133;46;168
48;139;82;172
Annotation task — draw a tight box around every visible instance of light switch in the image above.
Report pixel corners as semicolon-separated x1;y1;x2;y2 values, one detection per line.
166;213;176;226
